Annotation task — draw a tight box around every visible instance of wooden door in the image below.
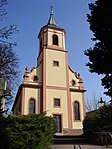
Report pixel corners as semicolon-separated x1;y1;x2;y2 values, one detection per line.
53;114;62;133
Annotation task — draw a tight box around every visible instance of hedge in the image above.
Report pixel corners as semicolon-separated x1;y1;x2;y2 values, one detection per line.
0;113;56;149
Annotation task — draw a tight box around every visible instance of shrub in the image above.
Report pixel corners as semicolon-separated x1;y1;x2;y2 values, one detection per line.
0;113;56;149
83;104;112;133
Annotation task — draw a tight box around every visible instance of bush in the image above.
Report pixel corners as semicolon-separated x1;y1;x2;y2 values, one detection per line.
0;113;56;149
83;104;112;133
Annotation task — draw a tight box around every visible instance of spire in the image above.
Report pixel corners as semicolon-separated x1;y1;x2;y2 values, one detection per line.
47;6;57;26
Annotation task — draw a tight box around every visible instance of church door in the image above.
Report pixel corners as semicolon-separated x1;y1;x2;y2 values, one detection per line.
53;114;62;133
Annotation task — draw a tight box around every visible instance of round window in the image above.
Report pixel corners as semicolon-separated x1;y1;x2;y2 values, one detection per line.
71;80;75;86
33;75;38;82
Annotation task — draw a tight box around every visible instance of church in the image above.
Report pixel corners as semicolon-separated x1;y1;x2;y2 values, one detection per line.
12;7;86;134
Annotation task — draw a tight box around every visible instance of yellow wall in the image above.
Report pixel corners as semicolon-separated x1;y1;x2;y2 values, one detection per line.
24;88;40;115
43;31;47;45
46;49;67;87
28;68;37;82
69;69;79;87
37;51;43;83
47;28;65;48
71;92;84;129
46;89;68;128
37;51;43;65
37;64;42;83
13;94;21;114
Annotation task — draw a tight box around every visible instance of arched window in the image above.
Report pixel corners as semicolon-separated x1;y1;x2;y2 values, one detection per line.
29;98;35;114
53;34;58;45
74;101;80;120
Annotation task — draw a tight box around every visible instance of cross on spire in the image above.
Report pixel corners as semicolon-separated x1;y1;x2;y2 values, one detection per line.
47;6;57;26
50;5;53;15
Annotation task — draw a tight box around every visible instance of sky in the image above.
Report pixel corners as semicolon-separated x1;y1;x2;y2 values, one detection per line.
2;0;110;104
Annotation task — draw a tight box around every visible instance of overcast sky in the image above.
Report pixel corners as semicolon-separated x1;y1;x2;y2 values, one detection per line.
3;0;110;103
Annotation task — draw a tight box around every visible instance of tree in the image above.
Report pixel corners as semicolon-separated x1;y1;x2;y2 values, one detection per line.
83;104;112;132
0;0;19;113
0;113;56;149
85;93;101;111
83;104;112;144
84;0;112;97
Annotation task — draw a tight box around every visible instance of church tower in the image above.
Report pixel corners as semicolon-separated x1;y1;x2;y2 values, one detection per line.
12;7;86;134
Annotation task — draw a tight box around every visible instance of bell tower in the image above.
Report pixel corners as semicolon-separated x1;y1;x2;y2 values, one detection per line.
38;6;66;52
37;7;72;129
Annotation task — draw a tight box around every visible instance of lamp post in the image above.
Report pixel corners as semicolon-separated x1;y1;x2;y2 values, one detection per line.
98;97;105;107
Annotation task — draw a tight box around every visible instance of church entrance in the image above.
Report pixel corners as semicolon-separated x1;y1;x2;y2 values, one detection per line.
53;114;62;133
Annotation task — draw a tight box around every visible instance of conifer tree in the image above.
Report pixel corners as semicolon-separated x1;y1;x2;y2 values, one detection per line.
84;0;112;97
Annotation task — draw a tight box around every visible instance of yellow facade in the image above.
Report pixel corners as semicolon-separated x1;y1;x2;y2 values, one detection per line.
12;10;86;134
46;89;68;128
46;49;66;87
24;88;39;115
71;92;84;129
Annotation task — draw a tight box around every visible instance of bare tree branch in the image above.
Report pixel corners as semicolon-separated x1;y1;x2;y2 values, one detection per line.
0;0;20;114
0;25;19;39
0;0;7;21
85;93;102;111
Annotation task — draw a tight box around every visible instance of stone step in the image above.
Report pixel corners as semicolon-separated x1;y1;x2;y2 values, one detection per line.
53;135;86;145
63;129;83;136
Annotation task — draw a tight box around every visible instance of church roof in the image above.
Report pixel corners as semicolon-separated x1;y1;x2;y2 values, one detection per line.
47;6;57;26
